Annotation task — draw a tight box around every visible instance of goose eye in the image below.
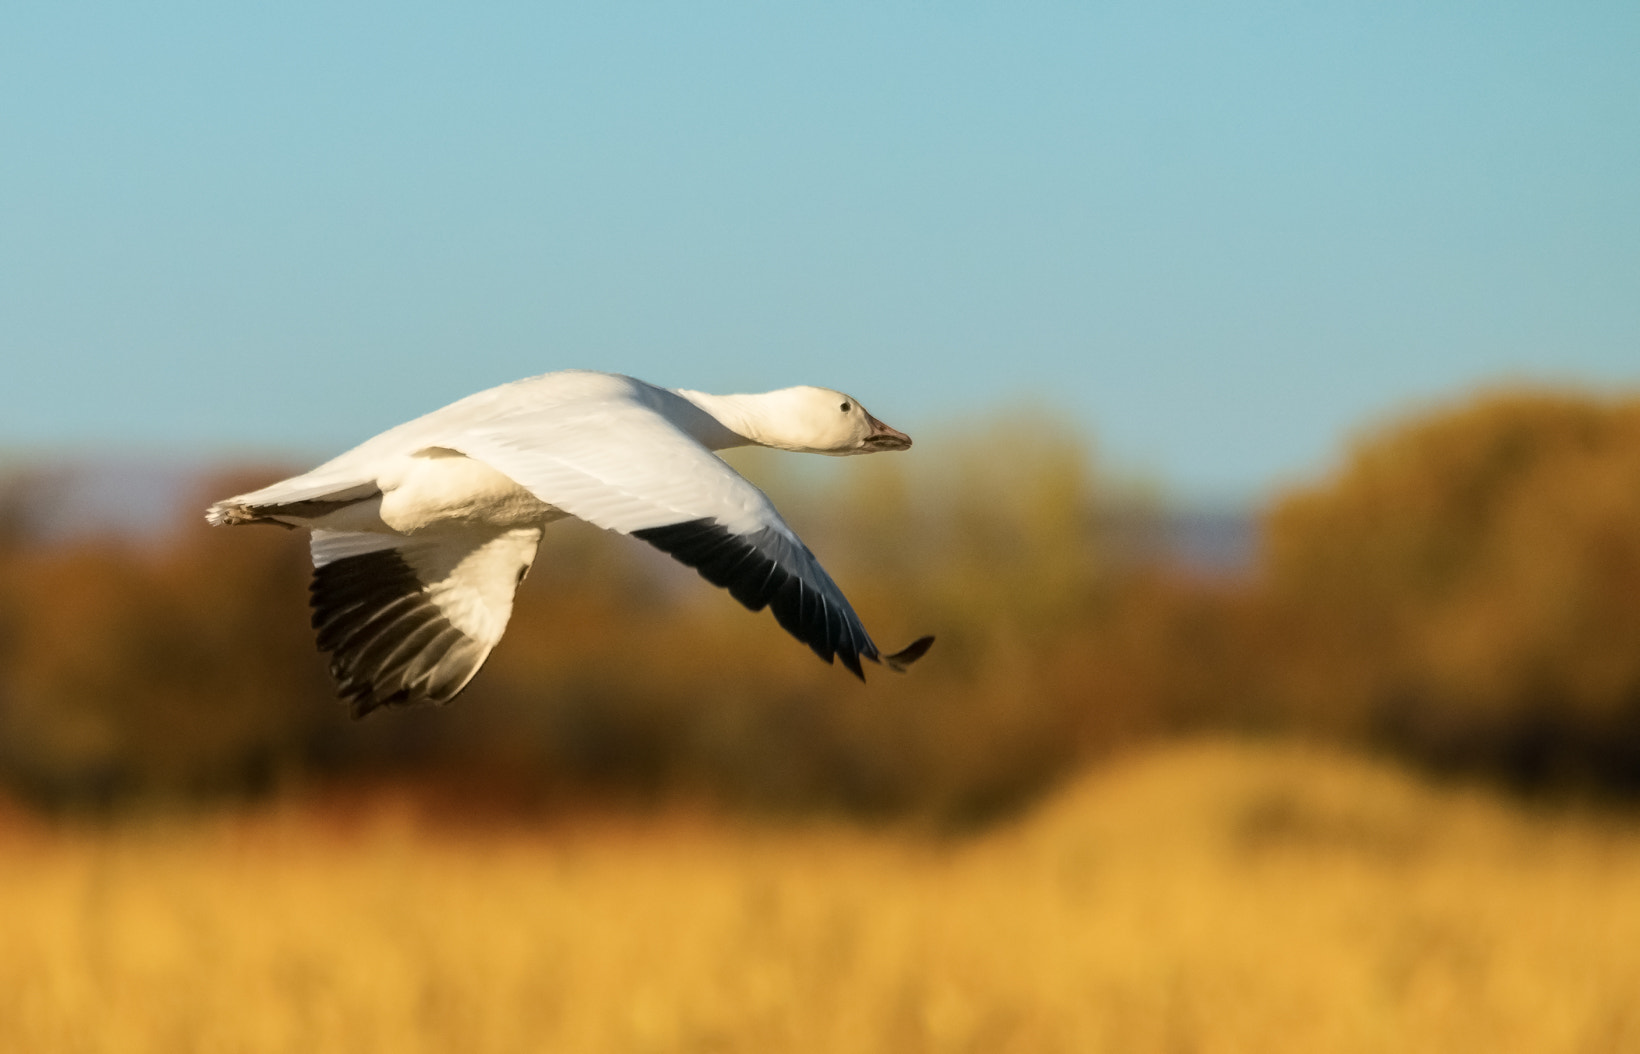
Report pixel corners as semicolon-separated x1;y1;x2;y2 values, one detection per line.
839;401;852;413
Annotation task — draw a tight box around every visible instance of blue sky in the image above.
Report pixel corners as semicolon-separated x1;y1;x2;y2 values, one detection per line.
3;3;1637;502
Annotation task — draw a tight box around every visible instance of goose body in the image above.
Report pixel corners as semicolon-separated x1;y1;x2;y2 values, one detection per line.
207;370;932;716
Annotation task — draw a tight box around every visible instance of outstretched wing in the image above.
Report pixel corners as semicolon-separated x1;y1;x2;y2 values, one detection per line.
308;526;542;716
436;383;898;677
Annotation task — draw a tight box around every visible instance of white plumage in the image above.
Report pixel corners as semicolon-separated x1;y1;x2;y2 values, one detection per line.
207;370;933;716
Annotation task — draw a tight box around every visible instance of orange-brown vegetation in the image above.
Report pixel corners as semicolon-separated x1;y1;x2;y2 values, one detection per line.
1258;389;1640;786
1;386;1638;815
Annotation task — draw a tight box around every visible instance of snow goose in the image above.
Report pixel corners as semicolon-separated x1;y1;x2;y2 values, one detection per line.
207;370;934;716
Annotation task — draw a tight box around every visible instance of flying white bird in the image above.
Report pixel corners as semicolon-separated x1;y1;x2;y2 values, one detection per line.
207;370;934;717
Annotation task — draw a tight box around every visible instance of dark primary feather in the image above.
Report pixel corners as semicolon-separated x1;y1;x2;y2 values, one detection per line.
309;548;487;717
634;517;932;679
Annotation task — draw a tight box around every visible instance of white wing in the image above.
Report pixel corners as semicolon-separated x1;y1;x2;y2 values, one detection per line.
436;382;892;677
209;371;641;514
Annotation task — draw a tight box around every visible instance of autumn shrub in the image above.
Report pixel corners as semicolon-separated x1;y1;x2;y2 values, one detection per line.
13;387;1636;814
1259;388;1640;786
0;468;338;807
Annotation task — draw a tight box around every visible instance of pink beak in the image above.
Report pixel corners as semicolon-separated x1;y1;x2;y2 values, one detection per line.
863;414;912;451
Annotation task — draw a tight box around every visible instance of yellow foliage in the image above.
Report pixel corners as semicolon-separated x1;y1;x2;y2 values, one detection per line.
1;740;1636;1053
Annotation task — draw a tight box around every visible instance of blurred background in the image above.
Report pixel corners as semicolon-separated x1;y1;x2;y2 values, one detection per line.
2;4;1638;1051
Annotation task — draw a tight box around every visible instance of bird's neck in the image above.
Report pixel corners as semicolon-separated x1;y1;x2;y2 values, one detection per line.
670;389;783;451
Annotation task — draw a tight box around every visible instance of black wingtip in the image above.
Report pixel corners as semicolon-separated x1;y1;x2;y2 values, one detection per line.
883;635;935;672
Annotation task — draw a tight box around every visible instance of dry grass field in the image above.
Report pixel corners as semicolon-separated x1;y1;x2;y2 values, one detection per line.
2;739;1638;1054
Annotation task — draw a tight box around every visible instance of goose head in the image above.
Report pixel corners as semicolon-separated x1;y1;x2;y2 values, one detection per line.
753;387;914;456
